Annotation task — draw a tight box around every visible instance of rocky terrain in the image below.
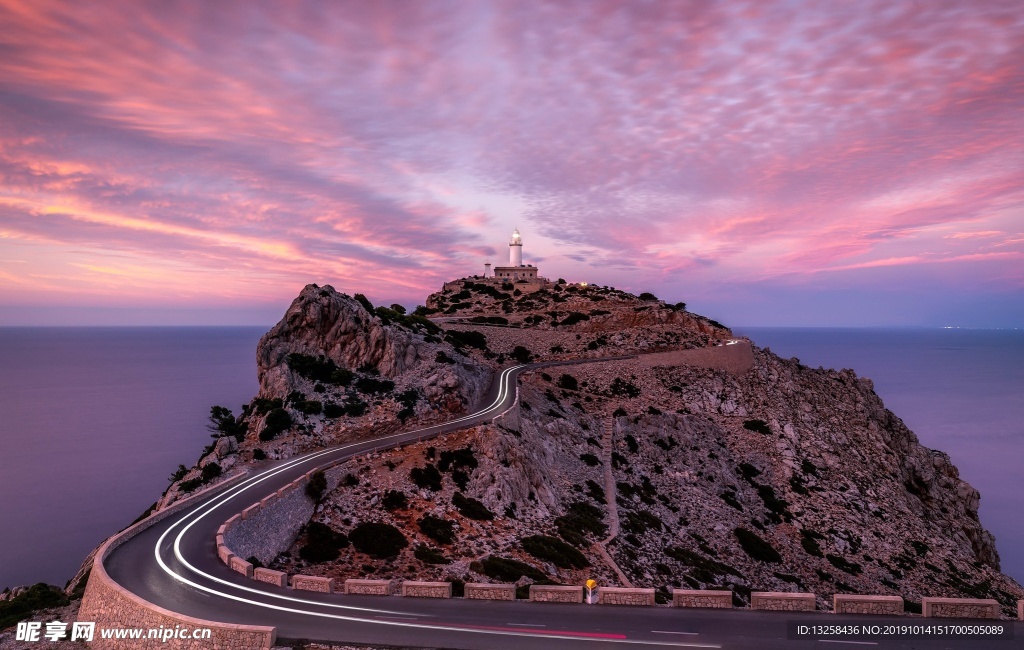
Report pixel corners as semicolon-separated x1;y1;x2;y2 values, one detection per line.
64;277;1024;619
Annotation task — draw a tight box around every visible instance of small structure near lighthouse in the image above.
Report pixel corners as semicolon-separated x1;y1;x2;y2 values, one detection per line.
492;228;539;281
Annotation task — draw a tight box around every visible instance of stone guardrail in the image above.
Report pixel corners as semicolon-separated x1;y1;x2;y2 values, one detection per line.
751;592;816;612
922;597;1000;619
464;583;515;601
834;594;903;615
402;581;452;598
78;471;278;650
1018;599;1023;620
597;587;655;606
529;585;584;603
345;579;392;595
292;575;335;593
672;589;733;608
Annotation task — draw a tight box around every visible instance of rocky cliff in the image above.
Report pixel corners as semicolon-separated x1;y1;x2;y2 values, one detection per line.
155;279;1022;618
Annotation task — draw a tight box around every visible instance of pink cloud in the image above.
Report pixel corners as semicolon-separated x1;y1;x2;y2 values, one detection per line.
0;0;1021;323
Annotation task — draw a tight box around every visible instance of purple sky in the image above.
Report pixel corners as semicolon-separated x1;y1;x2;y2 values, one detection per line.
1;1;1021;326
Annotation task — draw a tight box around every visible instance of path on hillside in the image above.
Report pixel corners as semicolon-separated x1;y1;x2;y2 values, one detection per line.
594;413;633;588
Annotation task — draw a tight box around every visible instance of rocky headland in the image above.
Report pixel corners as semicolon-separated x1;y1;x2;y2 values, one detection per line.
52;278;1024;622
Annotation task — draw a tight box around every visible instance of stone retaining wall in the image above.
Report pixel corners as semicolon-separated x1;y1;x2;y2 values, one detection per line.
1018;600;1023;620
672;589;733;608
529;585;583;603
597;587;655;606
751;592;816;612
834;594;903;615
291;575;335;593
401;581;452;598
922;597;999;619
464;583;516;601
222;465;352;566
78;473;277;649
344;579;392;595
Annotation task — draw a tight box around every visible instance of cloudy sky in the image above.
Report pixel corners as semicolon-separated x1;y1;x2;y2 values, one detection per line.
1;1;1021;326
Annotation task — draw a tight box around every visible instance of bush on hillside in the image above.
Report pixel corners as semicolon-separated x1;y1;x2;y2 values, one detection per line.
734;527;782;563
418;514;456;545
522;535;589;569
260;408;292;441
479;555;547;583
452;492;493;520
349;522;408;559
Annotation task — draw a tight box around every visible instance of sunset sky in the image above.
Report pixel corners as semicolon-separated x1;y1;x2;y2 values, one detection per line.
1;1;1021;326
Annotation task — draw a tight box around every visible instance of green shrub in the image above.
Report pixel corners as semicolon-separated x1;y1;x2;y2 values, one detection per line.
260;408;292;440
480;555;546;582
207;405;246;442
559;312;590;326
579;453;601;467
414;544;449;564
743;419;772;435
0;583;70;630
734;527;782;563
323;402;345;418
557;374;578;390
296;400;322;415
666;547;743;583
638;292;658;301
382;489;407;511
200;462;221;482
179;478;203;492
435;351;455;364
511;345;532;363
624;434;639;453
438;446;477;472
410;464;443;491
522;534;589;569
452;492;493;520
554;502;607;547
344;398;367;417
349;522;408;559
418;515;456;545
445;329;488;350
719;491;743;510
169;464;188;482
299;521;349;562
354;293;374;312
610;378;640;397
355;376;394;395
585;480;606;503
306;470;327;502
252;449;266;461
622;509;663;535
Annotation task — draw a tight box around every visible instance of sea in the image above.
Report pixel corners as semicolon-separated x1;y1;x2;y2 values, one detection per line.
0;326;1021;590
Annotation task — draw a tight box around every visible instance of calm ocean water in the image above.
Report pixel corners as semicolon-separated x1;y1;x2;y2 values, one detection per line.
0;327;1021;589
738;327;1024;585
0;327;262;589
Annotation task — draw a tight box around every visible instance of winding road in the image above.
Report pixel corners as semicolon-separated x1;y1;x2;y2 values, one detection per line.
101;360;1020;649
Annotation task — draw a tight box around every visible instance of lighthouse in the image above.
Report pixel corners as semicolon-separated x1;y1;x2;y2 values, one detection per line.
509;228;523;267
492;227;541;283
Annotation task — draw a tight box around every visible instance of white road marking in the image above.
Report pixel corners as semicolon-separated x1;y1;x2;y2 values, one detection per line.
142;364;725;647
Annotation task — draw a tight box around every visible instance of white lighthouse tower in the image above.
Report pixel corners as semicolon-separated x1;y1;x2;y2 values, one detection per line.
509;228;523;267
492;227;540;283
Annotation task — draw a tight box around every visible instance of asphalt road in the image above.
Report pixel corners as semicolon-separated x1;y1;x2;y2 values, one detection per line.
104;361;1022;649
